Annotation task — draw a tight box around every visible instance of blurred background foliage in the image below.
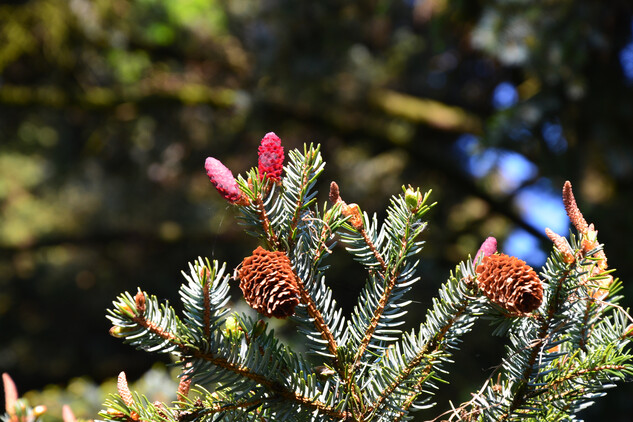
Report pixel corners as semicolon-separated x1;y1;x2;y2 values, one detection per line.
1;0;633;420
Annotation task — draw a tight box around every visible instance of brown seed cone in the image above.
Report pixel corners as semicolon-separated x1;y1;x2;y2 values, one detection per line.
476;253;543;315
236;246;300;318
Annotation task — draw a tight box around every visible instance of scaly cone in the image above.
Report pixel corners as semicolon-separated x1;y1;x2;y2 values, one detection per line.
476;253;543;315
205;157;247;204
258;132;285;182
236;246;300;318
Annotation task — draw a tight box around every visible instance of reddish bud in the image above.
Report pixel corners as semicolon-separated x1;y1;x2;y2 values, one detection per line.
474;237;497;264
61;405;76;422
545;228;575;264
3;373;18;417
562;181;589;234
342;203;364;230
134;290;146;315
329;181;341;203
177;375;192;402
117;371;134;408
205;157;243;203
258;132;284;182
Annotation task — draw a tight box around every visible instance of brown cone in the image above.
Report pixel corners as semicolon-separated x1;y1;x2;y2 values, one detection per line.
236;247;300;318
476;253;543;314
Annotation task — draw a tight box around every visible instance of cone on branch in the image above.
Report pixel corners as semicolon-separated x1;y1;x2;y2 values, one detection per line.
473;236;497;264
205;157;247;205
476;253;543;315
328;181;363;230
559;181;612;298
236;246;300;318
258;132;284;182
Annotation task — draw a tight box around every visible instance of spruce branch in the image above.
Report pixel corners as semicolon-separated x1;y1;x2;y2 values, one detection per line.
101;144;632;421
293;271;340;360
358;227;388;273
235;172;282;250
365;260;485;420
457;184;632;421
282;143;326;249
344;190;433;367
180;258;231;341
500;266;573;419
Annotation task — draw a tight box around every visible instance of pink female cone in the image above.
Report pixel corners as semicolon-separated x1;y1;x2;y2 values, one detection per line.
474;236;497;264
258;132;284;182
205;157;242;203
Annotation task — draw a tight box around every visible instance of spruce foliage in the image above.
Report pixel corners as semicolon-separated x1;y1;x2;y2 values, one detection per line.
3;135;630;422
100;137;631;421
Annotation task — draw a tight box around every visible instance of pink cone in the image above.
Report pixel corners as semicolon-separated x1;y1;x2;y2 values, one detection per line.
474;236;497;264
205;157;242;203
258;132;284;182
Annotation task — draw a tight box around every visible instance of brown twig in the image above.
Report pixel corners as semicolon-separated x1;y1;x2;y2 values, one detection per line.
131;314;178;343
254;194;280;249
360;228;388;272
292;273;340;360
201;269;212;339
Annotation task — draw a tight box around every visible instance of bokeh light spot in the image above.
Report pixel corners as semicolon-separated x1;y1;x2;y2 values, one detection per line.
492;82;519;110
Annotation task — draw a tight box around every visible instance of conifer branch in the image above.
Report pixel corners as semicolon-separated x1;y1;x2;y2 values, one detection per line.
368;287;472;419
545;363;628;397
292;272;340;360
131;312;179;343
352;213;410;368
314;216;335;264
191;347;350;419
98;145;631;422
360;228;389;273
288;152;313;246
501;268;571;419
198;398;265;416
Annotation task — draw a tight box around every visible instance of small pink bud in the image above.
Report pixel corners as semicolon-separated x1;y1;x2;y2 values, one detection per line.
205;157;243;203
474;236;497;264
258;132;284;182
62;405;76;422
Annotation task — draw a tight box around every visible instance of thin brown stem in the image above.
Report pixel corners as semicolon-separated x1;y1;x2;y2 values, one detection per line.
131;315;178;343
202;275;211;339
130;308;346;418
543;364;627;400
360;228;388;272
293;273;340;360
254;194;280;249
